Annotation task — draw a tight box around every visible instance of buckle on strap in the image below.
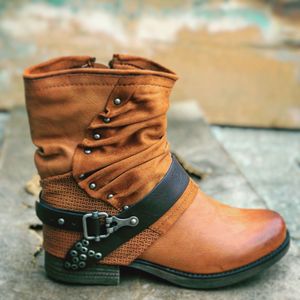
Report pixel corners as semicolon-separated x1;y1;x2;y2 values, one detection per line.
82;211;139;242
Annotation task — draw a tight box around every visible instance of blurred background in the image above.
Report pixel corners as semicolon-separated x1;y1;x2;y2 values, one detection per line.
0;0;300;128
0;1;300;298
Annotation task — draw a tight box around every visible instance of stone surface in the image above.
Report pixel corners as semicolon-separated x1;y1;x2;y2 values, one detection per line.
0;103;299;300
0;112;9;168
168;102;265;209
212;126;300;247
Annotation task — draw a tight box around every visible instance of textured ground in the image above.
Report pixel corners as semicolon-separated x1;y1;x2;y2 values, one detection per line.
0;102;299;300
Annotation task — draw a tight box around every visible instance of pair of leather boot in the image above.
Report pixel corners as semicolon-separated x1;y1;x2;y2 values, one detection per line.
23;54;289;288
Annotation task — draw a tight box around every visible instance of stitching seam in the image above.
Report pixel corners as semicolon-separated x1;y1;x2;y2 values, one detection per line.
25;83;171;91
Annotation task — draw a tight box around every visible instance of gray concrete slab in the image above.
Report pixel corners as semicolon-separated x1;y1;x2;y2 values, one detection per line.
168;102;265;209
211;126;300;247
0;103;299;300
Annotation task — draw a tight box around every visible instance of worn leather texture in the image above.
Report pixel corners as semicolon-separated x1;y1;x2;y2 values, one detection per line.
24;54;287;273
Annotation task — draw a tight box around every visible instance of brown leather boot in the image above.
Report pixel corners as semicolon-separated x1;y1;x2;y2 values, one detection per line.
23;54;289;289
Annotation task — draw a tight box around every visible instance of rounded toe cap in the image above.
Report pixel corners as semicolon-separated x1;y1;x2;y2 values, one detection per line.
255;209;287;254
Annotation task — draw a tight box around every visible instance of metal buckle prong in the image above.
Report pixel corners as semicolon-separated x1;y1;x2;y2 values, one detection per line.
106;216;139;235
82;211;139;242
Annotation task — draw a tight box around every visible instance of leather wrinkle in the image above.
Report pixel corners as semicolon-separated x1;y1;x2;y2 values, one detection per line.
71;80;172;208
80;147;169;193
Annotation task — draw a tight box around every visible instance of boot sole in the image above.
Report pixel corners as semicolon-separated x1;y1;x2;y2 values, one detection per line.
44;231;289;288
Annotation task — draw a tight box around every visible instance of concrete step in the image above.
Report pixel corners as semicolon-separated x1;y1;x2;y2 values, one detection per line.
0;103;298;300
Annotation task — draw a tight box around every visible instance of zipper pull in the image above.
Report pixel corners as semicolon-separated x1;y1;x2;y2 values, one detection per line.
81;57;96;68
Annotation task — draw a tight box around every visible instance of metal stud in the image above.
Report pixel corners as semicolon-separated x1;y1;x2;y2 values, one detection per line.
103;117;111;123
89;182;97;190
84;148;92;154
95;252;102;260
123;205;130;210
70;250;78;257
130;217;139;226
107;193;114;200
57;218;65;225
93;133;101;140
88;250;95;257
113;98;122;105
79;173;85;179
64;262;71;269
72;257;79;263
82;240;89;246
79;261;86;268
71;264;78;270
75;242;82;250
80;254;87;261
81;247;88;253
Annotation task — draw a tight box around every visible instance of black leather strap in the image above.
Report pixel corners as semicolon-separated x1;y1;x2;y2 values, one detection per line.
36;156;189;270
36;201;88;232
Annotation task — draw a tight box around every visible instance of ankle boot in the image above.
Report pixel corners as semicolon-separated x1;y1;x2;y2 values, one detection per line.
23;54;289;289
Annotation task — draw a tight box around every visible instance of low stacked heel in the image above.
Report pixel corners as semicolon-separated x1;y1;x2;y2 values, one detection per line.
44;252;120;285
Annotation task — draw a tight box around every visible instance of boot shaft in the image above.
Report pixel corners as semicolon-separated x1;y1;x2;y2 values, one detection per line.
24;54;178;209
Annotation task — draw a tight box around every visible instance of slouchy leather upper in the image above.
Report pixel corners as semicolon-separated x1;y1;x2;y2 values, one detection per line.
24;54;178;209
